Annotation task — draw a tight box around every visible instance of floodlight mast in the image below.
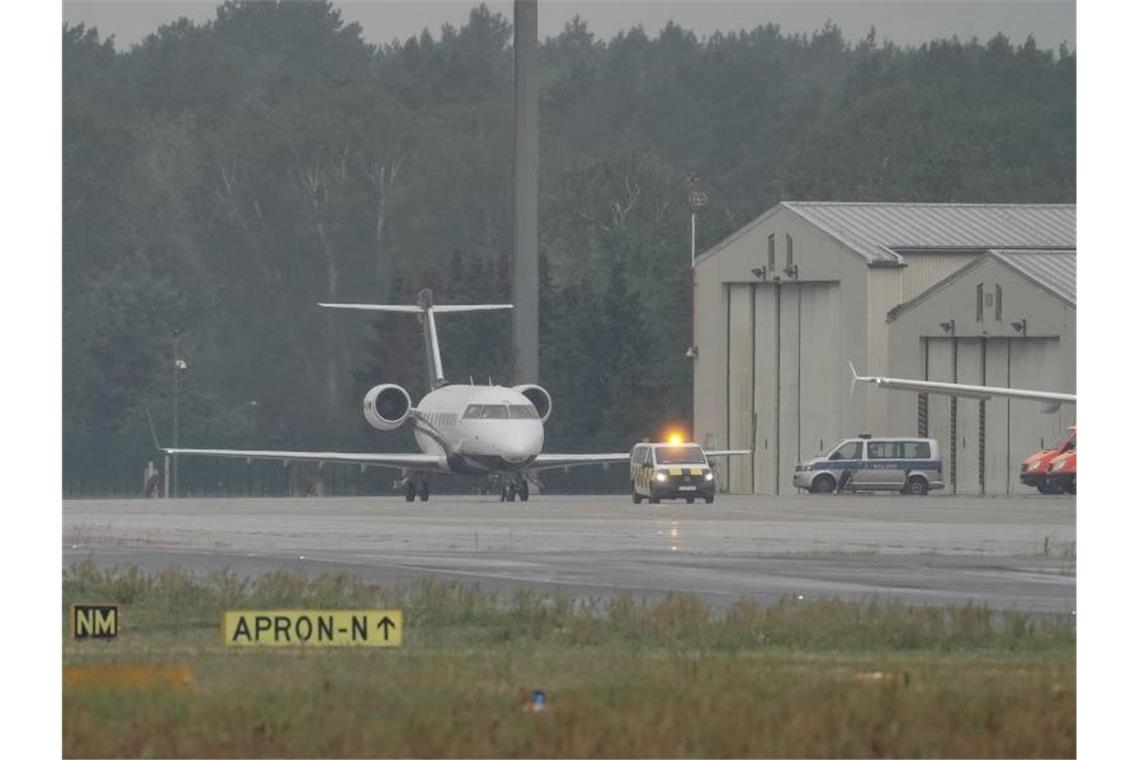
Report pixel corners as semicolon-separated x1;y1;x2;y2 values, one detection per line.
512;0;539;384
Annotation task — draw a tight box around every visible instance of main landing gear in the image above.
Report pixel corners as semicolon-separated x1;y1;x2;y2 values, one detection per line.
404;478;430;502
499;477;530;502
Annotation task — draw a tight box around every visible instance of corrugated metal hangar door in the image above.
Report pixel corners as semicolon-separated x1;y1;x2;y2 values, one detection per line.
921;337;1068;494
724;282;841;494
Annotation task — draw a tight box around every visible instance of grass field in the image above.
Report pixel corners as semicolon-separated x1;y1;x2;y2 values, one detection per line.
63;562;1075;757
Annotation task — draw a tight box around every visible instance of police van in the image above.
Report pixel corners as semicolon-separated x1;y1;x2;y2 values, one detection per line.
630;442;717;504
792;436;943;495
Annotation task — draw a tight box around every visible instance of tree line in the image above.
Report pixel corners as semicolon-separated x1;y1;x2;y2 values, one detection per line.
63;1;1075;483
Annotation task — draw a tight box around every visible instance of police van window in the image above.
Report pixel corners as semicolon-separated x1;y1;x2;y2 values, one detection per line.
508;404;537;419
902;441;931;459
829;441;863;461
463;404;483;419
868;442;900;459
656;446;706;465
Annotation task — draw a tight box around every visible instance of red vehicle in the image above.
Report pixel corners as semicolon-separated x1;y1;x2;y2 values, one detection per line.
1020;426;1076;494
1045;448;1076;495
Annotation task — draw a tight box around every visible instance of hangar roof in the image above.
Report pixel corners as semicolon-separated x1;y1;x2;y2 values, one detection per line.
989;250;1076;305
887;249;1076;321
779;202;1076;266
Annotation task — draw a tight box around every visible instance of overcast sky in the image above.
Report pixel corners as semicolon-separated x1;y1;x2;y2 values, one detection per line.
64;1;1076;52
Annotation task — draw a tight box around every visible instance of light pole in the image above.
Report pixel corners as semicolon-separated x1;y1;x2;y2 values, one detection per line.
688;183;708;267
687;181;708;356
172;335;187;498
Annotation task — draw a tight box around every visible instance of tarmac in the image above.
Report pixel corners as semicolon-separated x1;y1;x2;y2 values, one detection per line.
63;493;1076;613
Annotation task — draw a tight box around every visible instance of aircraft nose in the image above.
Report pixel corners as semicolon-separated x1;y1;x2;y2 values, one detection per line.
500;422;543;462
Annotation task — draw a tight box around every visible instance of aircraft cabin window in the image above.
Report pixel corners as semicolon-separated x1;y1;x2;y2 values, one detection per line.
481;404;509;419
508;404;538;419
463;405;484;419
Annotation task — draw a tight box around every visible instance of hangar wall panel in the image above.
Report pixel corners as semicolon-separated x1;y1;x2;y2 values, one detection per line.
797;282;842;463
925;338;956;492
752;286;779;494
726;284;754;492
777;285;803;494
955;339;983;495
983;339;1012;494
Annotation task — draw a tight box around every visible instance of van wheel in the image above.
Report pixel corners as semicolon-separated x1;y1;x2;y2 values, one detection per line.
904;476;929;496
685;497;694;504
1067;480;1076;495
810;474;836;494
649;496;661;504
632;483;642;504
704;495;714;504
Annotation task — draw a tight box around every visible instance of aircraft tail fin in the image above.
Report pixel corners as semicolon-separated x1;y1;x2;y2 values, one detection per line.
320;290;513;388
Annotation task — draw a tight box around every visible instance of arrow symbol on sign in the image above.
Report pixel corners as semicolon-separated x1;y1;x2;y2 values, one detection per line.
377;616;396;641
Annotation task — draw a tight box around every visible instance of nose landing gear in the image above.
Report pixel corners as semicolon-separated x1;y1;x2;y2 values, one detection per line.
497;475;531;502
403;477;430;502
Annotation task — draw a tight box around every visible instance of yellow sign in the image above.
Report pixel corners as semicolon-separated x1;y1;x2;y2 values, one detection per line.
222;610;403;647
71;604;119;640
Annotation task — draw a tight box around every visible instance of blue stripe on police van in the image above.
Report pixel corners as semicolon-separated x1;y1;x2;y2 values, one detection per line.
811;460;939;471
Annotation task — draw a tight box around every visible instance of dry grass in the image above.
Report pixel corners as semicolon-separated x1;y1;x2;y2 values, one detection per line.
63;562;1075;757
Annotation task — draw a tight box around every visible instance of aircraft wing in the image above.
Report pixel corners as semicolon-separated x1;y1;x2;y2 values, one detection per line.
160;448;447;471
849;363;1076;404
529;449;752;471
529;453;632;471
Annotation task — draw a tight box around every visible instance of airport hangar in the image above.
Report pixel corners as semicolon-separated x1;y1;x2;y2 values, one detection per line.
692;202;1076;495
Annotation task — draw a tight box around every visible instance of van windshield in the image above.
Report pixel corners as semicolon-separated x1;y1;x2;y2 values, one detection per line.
655;446;706;465
829;441;863;461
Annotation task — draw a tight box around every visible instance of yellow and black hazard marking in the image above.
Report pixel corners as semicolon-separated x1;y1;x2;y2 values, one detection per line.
71;604;119;640
633;466;710;493
222;610;403;647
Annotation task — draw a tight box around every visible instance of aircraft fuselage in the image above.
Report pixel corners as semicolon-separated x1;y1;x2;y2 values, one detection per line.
411;384;544;475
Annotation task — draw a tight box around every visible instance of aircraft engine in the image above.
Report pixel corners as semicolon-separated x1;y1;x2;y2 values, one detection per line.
513;384;552;422
362;384;412;431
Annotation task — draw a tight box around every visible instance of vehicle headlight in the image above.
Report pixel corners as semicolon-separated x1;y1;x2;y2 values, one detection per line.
704;472;714;481
655;472;668;482
1028;461;1041;472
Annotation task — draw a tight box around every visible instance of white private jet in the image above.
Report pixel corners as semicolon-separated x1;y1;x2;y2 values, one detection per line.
848;363;1076;409
163;289;749;501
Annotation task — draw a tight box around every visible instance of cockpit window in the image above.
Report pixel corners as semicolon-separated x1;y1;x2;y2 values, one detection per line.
465;403;536;419
508;404;539;419
655;446;706;464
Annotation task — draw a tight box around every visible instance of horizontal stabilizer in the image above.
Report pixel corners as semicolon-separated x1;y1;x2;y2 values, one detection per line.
321;290;513;386
318;303;421;312
319;303;512;313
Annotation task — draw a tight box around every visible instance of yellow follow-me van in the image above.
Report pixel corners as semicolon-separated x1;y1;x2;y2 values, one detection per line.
629;439;717;504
